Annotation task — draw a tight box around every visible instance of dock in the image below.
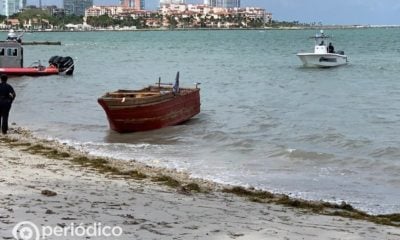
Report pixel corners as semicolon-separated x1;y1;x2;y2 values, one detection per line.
22;41;61;45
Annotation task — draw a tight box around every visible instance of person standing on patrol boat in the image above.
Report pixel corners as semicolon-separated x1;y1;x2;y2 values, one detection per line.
0;75;16;134
328;42;335;53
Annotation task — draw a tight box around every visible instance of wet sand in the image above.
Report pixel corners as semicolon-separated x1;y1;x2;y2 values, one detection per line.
1;129;399;239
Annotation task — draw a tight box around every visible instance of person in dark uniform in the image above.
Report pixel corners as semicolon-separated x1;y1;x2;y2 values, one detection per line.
328;42;335;53
0;75;16;134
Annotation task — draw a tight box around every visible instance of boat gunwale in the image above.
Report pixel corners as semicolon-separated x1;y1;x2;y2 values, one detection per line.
98;87;200;107
99;86;199;100
296;53;348;58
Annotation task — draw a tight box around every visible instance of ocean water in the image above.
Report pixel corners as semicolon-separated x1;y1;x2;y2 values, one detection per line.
6;28;400;214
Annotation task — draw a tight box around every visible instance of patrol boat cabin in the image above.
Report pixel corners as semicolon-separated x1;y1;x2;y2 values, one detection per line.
0;41;24;69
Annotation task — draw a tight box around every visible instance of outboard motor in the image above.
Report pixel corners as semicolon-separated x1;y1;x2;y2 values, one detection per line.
336;50;345;55
48;56;74;75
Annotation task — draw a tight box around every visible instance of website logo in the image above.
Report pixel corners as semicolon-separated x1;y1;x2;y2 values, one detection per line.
12;221;40;240
12;221;123;239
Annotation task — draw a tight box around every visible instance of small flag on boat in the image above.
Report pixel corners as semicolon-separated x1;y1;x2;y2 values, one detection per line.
173;71;180;94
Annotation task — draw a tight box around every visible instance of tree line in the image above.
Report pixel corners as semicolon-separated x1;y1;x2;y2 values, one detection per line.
2;9;305;30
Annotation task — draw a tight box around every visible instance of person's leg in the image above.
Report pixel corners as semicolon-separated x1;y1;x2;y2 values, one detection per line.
2;112;9;134
1;105;11;134
0;109;4;134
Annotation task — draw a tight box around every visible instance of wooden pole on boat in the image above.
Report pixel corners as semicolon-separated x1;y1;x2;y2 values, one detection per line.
173;71;180;94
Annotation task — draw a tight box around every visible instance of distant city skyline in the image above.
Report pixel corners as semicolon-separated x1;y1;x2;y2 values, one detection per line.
26;0;400;25
0;0;24;16
203;0;240;8
159;0;185;5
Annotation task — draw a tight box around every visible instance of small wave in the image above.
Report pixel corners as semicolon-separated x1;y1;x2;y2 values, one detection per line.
287;149;335;161
297;133;373;153
202;131;231;142
298;133;346;145
341;138;372;149
266;147;336;162
223;139;257;153
369;146;400;159
55;138;157;154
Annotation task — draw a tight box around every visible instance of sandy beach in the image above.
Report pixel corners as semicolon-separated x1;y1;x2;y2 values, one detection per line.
1;128;400;240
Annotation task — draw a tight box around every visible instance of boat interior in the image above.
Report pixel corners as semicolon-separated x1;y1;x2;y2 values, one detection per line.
105;86;174;99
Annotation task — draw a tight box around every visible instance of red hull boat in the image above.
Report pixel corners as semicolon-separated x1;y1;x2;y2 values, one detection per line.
0;40;74;76
98;74;200;133
0;66;59;76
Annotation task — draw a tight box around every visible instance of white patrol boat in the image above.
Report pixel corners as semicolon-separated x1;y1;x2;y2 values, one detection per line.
297;30;348;68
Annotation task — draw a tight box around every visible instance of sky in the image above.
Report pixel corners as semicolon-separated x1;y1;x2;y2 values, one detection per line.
35;0;400;25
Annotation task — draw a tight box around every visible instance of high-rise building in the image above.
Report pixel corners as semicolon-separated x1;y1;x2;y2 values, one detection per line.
204;0;240;8
136;0;145;9
160;0;185;6
0;0;24;16
63;0;93;16
121;0;128;7
120;0;144;10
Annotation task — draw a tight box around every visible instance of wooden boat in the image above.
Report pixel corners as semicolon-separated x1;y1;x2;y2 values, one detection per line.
98;72;201;133
0;40;74;76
